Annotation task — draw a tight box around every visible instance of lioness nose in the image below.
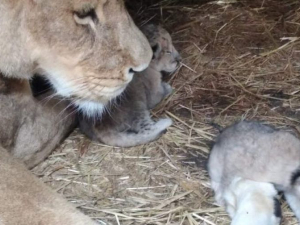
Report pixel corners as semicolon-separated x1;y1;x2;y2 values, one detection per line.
125;64;149;80
131;64;148;73
129;65;147;74
127;64;148;76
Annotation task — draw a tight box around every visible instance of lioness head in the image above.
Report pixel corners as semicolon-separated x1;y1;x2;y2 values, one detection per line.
1;0;152;115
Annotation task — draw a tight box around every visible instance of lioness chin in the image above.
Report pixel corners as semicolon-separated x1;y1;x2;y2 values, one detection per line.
0;0;152;224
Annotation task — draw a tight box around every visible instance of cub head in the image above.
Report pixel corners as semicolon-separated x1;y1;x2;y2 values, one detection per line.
12;0;152;116
141;24;181;73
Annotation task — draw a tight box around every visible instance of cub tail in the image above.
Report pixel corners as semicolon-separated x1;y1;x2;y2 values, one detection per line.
92;118;172;147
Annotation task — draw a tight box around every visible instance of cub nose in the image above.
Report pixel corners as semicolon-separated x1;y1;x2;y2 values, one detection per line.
176;55;182;63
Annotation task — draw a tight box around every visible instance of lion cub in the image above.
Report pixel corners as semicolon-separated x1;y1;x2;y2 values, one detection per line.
79;24;181;147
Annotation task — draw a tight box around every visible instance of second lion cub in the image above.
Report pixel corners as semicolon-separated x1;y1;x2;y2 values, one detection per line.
79;24;181;147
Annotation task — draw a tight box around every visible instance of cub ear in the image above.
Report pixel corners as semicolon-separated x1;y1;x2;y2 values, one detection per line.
151;44;161;60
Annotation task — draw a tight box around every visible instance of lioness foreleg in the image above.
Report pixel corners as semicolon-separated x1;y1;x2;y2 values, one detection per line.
0;147;97;225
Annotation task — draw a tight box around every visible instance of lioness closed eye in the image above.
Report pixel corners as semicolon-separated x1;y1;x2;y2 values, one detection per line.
79;24;181;147
1;0;152;116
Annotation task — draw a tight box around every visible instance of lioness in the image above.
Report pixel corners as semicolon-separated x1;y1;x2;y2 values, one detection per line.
0;0;152;224
79;24;181;147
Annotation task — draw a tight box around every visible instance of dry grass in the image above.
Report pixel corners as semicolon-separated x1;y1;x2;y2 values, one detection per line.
32;0;300;224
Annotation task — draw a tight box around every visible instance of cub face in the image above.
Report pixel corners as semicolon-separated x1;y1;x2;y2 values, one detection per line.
24;0;152;115
142;24;181;73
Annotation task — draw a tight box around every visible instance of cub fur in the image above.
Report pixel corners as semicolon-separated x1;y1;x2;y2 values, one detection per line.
223;177;281;225
79;24;181;147
208;121;300;222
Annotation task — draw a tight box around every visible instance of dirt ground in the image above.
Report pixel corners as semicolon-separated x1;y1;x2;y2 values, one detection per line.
32;0;300;224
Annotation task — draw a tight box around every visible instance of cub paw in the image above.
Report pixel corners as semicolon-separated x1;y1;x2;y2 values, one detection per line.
155;118;172;132
162;82;173;97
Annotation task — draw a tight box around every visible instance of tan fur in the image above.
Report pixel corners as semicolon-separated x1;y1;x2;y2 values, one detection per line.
0;74;76;168
0;0;152;223
0;0;152;113
79;24;181;147
0;74;90;224
0;147;97;225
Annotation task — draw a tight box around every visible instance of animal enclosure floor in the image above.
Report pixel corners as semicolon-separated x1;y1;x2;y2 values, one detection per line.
32;0;300;224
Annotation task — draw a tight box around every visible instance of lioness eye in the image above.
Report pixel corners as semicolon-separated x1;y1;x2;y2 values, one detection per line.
74;9;98;25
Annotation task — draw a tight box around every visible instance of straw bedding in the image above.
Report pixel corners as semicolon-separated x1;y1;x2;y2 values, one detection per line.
32;0;300;224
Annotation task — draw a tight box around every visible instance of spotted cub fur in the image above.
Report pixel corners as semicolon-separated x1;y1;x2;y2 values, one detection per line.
79;24;181;147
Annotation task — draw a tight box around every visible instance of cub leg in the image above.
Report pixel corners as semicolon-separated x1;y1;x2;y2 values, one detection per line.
162;82;173;97
147;81;173;109
0;146;97;225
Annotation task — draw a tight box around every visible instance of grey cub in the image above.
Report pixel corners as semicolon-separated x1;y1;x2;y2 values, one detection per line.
208;121;300;223
79;24;181;147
